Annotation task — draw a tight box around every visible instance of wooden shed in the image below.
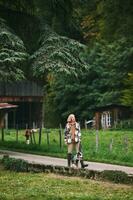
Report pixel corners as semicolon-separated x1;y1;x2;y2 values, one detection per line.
0;103;18;128
0;81;43;128
94;104;131;129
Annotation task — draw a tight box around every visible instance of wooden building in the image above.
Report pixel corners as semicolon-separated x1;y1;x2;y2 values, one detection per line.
0;103;18;128
94;104;131;129
0;81;43;128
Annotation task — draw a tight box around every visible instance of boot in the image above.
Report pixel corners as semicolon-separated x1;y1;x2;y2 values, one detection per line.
67;153;72;167
80;160;88;169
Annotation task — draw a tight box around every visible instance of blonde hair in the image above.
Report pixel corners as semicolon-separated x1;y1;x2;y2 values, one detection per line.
67;114;76;122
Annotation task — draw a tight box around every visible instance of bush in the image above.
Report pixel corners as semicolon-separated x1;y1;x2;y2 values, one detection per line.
1;156;133;184
101;170;131;184
2;155;28;172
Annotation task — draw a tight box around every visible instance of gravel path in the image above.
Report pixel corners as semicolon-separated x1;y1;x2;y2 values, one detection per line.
0;150;133;175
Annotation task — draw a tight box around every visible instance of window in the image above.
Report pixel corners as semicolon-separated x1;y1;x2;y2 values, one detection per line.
101;111;111;129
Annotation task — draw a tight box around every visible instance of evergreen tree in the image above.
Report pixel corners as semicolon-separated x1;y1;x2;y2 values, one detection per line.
30;25;88;81
0;18;29;81
122;73;133;109
45;38;133;124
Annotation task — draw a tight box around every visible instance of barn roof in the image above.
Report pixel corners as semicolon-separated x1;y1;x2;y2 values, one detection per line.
94;104;130;112
0;103;18;110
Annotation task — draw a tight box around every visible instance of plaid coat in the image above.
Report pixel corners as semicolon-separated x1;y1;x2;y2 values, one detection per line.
64;122;81;144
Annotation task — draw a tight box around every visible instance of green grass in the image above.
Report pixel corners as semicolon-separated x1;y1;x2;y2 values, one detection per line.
0;164;133;200
0;129;133;166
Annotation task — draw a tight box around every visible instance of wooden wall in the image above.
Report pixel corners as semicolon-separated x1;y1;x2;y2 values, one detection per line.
0;81;43;97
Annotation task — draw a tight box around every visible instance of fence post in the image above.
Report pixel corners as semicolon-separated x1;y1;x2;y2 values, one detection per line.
96;130;99;152
109;138;113;152
46;129;50;147
124;135;128;153
16;124;18;142
38;127;42;145
85;120;87;130
59;124;62;149
32;130;36;144
1;128;4;141
30;132;33;144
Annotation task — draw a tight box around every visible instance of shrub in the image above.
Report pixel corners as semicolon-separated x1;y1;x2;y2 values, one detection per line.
101;170;130;184
1;156;133;184
2;155;28;172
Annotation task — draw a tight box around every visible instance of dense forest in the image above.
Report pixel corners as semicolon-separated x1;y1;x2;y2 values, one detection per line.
0;0;133;126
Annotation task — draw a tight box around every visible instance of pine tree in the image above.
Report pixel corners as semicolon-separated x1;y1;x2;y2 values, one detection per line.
0;18;29;82
122;73;133;108
30;25;88;80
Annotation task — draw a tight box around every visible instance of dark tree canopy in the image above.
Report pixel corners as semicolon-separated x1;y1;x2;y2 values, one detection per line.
0;0;132;125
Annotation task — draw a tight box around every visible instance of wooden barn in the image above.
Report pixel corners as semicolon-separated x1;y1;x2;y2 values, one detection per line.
0;103;18;128
0;81;43;129
94;104;131;129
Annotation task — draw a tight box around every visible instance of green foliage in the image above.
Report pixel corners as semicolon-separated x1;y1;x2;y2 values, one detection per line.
2;156;28;172
31;25;88;80
0;17;29;81
0;0;35;15
35;0;73;36
44;38;133;123
102;0;133;40
83;38;133;105
101;170;131;184
74;0;133;42
122;73;133;109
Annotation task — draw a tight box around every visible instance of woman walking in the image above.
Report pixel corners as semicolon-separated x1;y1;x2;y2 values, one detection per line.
64;114;88;168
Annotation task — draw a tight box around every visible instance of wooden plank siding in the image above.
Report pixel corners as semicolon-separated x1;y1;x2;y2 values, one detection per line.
0;81;44;128
0;81;43;98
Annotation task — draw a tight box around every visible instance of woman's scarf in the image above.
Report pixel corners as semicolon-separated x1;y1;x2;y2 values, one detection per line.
69;122;76;140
